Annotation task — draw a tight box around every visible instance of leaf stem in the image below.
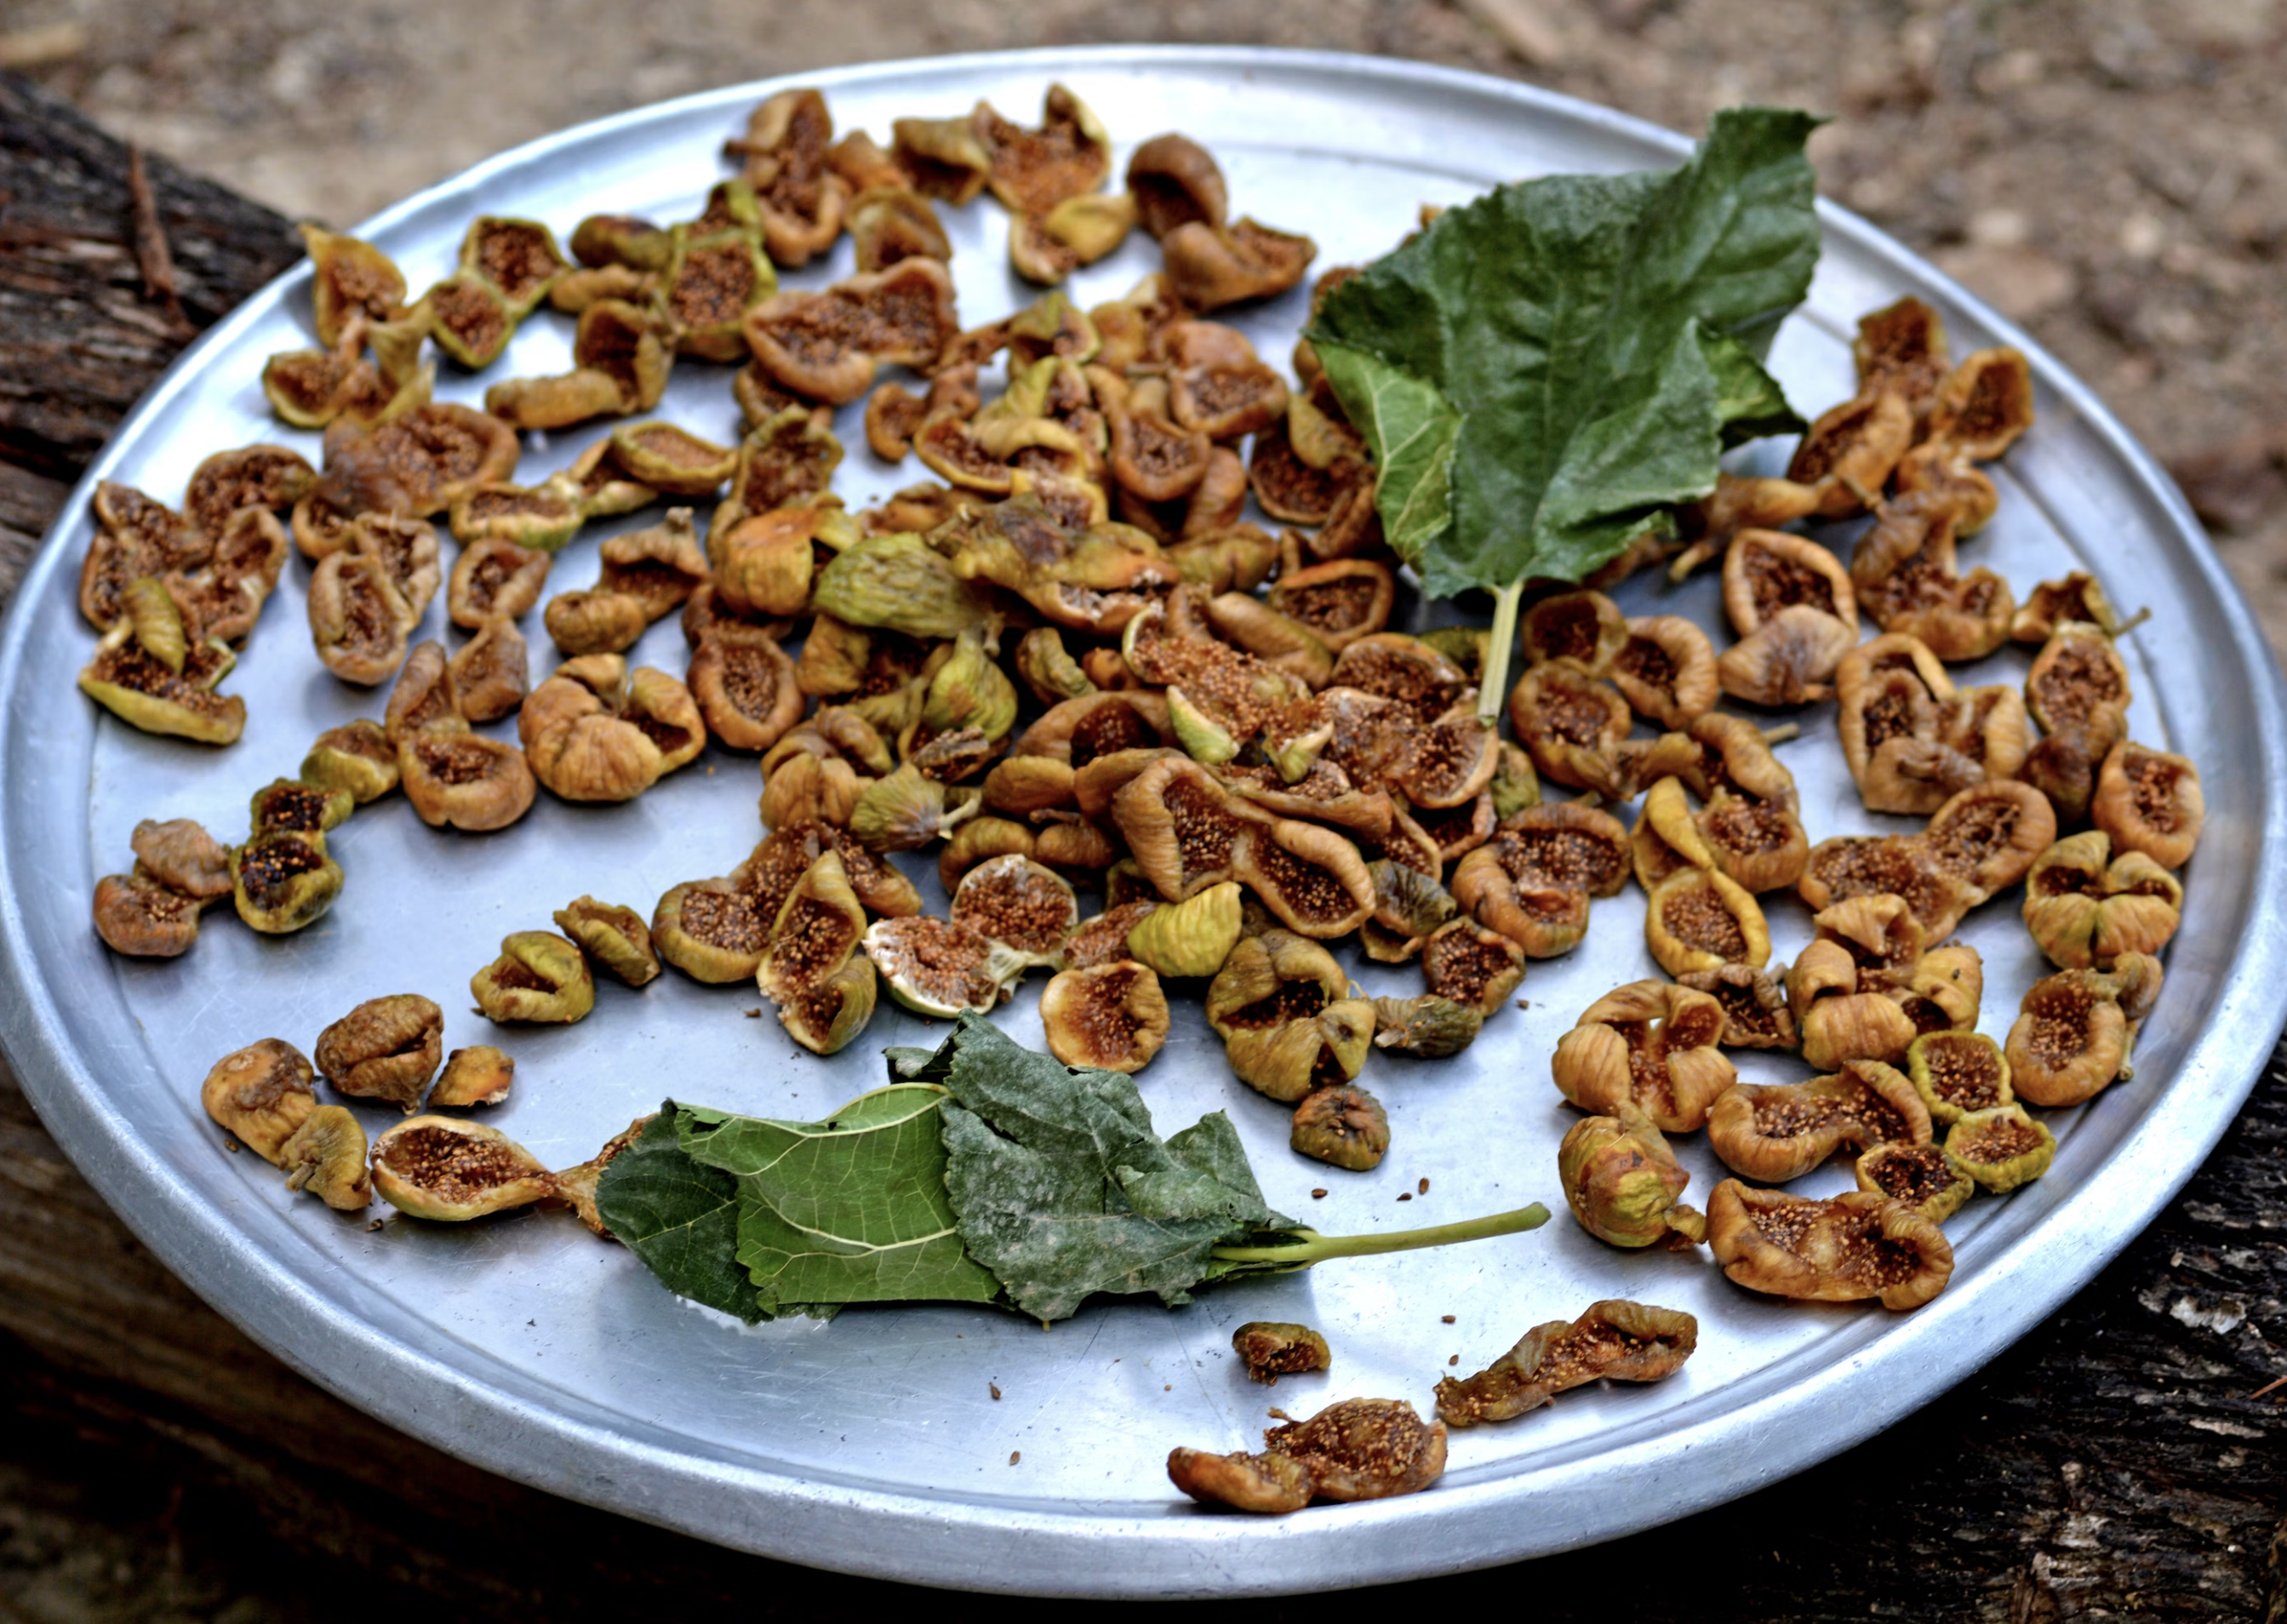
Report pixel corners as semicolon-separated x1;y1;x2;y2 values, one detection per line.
1212;1203;1551;1267
1476;581;1524;729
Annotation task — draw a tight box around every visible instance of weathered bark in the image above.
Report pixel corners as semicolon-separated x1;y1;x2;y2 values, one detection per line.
1;61;2283;1621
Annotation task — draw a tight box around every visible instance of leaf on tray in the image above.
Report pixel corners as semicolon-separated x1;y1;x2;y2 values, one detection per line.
1310;106;1824;690
933;1015;1290;1324
592;1108;765;1325
681;1088;1000;1317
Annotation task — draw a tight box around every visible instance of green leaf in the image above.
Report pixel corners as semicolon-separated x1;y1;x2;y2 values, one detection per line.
932;1015;1290;1323
593;1107;766;1325
680;1088;1000;1316
1311;339;1458;563
1310;106;1822;601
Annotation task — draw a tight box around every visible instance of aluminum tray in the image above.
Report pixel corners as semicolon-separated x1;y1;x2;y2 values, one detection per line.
3;47;2283;1599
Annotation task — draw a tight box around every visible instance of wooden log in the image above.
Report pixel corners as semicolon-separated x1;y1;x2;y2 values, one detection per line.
0;64;2283;1620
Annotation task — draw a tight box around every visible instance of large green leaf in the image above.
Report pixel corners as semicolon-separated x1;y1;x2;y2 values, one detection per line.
932;1015;1290;1323
1309;106;1822;597
592;1108;765;1325
680;1088;1000;1317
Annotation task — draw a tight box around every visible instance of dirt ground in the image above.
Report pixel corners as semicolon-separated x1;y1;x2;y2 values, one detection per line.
2;2;2285;1617
3;0;2284;646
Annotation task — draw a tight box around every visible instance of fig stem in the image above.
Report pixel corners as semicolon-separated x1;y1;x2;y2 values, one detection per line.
1477;581;1524;729
1212;1202;1551;1266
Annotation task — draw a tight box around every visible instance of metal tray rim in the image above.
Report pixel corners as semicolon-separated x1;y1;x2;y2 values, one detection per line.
3;43;2283;1597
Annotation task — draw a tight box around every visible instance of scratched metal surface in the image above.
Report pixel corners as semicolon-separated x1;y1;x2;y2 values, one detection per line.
3;48;2284;1598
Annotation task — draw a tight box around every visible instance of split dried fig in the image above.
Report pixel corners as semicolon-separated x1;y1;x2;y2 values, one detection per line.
315;993;443;1112
372;1116;555;1221
1040;961;1171;1073
471;930;595;1024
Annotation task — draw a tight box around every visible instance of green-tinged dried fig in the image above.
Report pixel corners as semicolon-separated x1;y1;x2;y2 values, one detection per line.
1233;998;1375;1105
92;872;202;958
230;831;342;935
1553;981;1734;1134
1944;1104;2055;1193
315;993;443;1112
1369;995;1484;1058
1421;919;1527;1018
1560;1108;1705;1248
373;1115;555;1221
1205;929;1344;1041
757;849;868;1014
862;916;1025;1016
1855;1142;1974;1224
1123;880;1241;977
572;213;672;271
432;1045;515;1107
200;1038;317;1163
1292;1084;1389;1172
130;818;232;901
811;532;995;640
472;930;595;1024
278;1106;373;1210
449;477;585;553
301;718;401;803
951;855;1078;966
249;777;352;837
1361;860;1457;964
79;601;246;744
1014;626;1095;707
1040;961;1171;1073
763;952;872;1056
300;225;409;346
851;761;974;852
1906;1030;2011;1125
915;631;1019;747
610;421;737;497
552;897;660;986
1436;1301;1698;1427
1012;192;1137;284
420;272;515;369
1707;1181;1954;1310
2022;831;2183;969
653;879;771;984
1233;1322;1329;1385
